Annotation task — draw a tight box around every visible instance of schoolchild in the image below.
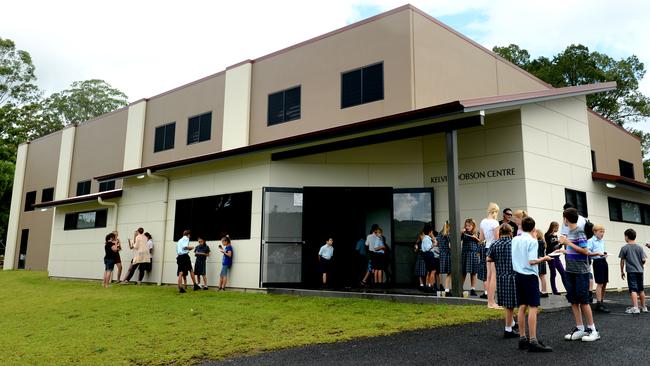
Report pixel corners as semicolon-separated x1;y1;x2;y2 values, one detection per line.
103;233;119;288
619;228;647;314
588;225;610;313
511;217;553;352
486;223;518;338
194;236;211;290
218;236;234;291
559;208;600;342
176;230;198;293
318;238;334;288
461;218;480;296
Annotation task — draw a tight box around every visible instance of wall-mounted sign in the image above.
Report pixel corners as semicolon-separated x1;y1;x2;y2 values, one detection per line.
430;168;517;183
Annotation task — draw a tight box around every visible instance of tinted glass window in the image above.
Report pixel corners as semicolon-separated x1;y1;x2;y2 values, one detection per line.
619;159;635;179
173;191;252;241
154;123;175;152
24;191;36;211
64;209;108;230
267;86;301;126
187;112;211;145
99;180;116;192
341;69;362;108
565;189;588;218
76;180;91;196
41;188;54;203
608;197;650;226
341;62;383;109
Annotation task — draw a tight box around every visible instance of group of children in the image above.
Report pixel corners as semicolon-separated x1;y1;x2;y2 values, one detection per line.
101;228;235;293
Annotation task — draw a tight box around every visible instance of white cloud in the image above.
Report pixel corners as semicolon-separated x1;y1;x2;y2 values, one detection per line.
3;0;650;133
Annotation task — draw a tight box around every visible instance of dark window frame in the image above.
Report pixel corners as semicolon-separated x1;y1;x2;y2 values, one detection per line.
619;159;635;179
187;112;212;145
565;188;589;218
341;61;384;109
591;150;597;172
76;180;91;196
41;187;54;203
99;180;116;192
608;197;650;226
267;85;301;126
63;209;108;231
154;122;176;153
24;191;36;212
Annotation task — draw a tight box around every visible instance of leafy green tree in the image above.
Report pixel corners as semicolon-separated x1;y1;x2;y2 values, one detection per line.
493;44;650;126
0;37;40;108
42;79;128;127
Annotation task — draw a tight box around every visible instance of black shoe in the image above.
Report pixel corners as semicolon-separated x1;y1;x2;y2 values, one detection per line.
553;291;561;295
541;293;549;298
179;287;186;293
518;337;529;350
479;293;487;299
504;330;519;339
439;284;445;292
600;304;611;313
203;286;209;290
527;339;552;352
470;289;478;297
512;323;519;333
194;284;200;291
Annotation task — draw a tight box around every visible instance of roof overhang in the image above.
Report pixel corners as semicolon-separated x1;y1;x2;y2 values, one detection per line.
33;189;123;209
592;172;650;194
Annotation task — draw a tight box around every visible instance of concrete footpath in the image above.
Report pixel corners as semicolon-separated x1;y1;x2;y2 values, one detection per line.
203;292;649;366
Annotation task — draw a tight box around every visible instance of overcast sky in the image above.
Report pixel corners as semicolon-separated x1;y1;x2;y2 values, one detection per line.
3;0;649;131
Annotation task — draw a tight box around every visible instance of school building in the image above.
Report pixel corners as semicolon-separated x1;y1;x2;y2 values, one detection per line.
4;4;649;292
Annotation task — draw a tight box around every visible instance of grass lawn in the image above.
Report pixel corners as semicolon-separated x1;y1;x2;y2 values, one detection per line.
1;271;500;365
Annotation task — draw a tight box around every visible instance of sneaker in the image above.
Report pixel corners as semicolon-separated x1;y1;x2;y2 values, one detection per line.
504;330;519;339
439;284;445;292
564;328;588;341
625;307;640;314
512;323;519;333
600;304;611;313
540;293;549;298
642;306;648;313
581;329;600;342
518;337;529;350
179;287;186;293
203;286;209;290
528;339;553;352
193;284;200;291
470;289;478;297
479;293;487;299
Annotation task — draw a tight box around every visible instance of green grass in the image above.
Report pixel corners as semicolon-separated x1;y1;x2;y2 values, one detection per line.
0;271;500;365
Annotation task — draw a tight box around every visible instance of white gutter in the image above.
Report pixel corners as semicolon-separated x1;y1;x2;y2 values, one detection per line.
145;169;169;286
97;197;118;231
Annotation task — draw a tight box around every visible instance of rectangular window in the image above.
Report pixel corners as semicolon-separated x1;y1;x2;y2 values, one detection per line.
24;191;36;212
565;188;588;218
591;150;597;172
267;86;301;126
63;209;108;230
41;187;54;203
173;191;252;241
187;112;212;145
76;180;91;196
608;197;650;225
99;180;116;192
154;122;176;152
619;159;635;179
341;62;384;109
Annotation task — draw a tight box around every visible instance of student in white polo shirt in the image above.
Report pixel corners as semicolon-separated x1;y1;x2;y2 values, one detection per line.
318;238;334;288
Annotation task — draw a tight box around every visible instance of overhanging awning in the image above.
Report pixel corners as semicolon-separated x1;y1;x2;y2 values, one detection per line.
592;172;650;194
32;189;123;209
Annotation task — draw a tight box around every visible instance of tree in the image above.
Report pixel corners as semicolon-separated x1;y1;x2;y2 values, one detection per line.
493;44;650;126
41;79;128;128
0;37;40;108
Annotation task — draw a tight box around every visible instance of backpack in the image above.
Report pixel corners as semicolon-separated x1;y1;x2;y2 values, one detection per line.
584;219;594;239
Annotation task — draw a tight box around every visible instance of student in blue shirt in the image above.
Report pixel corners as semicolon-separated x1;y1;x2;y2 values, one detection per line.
218;236;233;291
511;216;553;352
318;238;334;288
587;224;609;313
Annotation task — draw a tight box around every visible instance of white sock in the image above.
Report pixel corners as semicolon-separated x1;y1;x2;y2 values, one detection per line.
577;325;585;331
445;289;450;292
511;320;516;327
471;287;476;290
588;324;596;331
505;326;512;332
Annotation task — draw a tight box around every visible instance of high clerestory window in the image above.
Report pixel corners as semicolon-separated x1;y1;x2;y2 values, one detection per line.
99;180;116;192
64;209;108;230
341;62;384;109
565;188;588;218
154;122;176;152
24;191;36;212
267;86;301;126
76;180;91;196
187;112;212;145
41;187;54;203
619;159;635;179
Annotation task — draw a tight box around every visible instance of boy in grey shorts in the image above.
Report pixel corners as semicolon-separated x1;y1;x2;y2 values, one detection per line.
619;228;647;314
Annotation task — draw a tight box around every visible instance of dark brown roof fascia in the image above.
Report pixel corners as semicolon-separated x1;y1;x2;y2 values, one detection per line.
32;189;123;209
592;172;650;193
95;101;464;181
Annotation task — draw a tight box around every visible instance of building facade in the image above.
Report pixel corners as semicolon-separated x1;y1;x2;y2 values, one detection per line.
5;5;649;292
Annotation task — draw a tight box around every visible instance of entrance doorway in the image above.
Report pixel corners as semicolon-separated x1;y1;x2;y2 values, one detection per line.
302;187;392;289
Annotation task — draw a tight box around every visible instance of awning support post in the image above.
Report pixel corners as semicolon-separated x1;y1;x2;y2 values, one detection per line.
446;130;463;298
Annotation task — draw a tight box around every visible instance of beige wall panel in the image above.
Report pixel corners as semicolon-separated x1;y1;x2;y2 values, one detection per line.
520;104;569;138
486;180;527;210
413;12;497;107
495;60;549;95
588;112;644;179
521;125;549;156
142;74;225;167
567;117;591;147
55;127;76;200
524;179;555;211
222;63;252;151
69;109;128;196
249;10;413;144
4;143;28;270
541;97;588;123
23;133;62;195
421;135;446;164
325;138;423;164
368;164;424;188
270;162;370;187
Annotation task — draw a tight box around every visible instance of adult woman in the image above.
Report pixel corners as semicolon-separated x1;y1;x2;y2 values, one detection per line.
544;222;566;295
479;202;501;308
438;221;452;293
512;210;527;236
